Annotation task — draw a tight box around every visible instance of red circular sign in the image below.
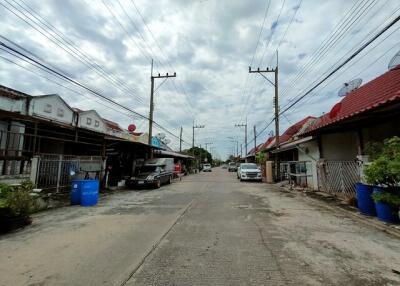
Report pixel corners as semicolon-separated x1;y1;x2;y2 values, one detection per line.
128;124;136;132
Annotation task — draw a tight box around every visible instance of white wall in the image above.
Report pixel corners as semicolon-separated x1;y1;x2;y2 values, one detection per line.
78;111;106;133
0;97;25;113
29;96;75;125
321;132;358;161
298;140;320;190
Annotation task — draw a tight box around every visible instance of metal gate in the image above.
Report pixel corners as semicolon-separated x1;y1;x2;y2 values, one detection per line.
317;160;361;198
36;154;104;191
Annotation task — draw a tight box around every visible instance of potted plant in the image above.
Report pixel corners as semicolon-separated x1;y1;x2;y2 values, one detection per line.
0;180;37;233
355;142;384;216
364;136;400;223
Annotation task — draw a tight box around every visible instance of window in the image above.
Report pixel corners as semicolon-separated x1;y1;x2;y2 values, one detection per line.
43;104;52;113
86;117;92;125
57;108;64;117
95;120;99;127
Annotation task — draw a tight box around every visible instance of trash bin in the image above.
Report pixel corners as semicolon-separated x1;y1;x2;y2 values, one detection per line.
80;180;99;207
355;183;376;216
71;180;84;205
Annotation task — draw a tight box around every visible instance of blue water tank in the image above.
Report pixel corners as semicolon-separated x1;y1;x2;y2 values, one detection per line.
80;180;99;207
355;183;376;216
373;187;400;223
71;180;84;205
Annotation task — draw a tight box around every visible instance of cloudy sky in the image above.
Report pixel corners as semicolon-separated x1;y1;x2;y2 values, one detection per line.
1;0;399;159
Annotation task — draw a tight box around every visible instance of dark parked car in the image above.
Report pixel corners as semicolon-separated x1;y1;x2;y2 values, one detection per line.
126;158;174;189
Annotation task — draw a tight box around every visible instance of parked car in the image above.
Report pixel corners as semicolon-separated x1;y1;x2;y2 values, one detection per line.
228;162;237;172
203;163;212;172
238;163;262;182
126;158;174;189
222;164;227;169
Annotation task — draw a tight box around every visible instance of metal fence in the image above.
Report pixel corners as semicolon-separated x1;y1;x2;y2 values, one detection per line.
36;154;104;191
280;161;313;188
317;160;361;198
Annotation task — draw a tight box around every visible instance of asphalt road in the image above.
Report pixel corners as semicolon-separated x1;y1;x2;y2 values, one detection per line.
1;167;400;285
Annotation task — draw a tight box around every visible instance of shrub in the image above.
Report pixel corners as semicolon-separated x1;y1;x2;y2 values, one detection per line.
1;180;36;217
372;191;400;208
364;136;400;187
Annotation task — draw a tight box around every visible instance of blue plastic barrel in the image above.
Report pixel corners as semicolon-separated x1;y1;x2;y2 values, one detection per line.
71;180;84;205
80;180;99;207
373;187;400;223
355;183;376;216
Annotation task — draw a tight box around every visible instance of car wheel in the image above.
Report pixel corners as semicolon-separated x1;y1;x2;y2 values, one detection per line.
155;180;161;189
168;176;172;184
240;178;243;182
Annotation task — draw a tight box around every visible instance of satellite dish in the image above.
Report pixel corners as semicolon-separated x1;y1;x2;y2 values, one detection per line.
338;78;362;97
164;139;171;144
388;50;400;70
156;133;166;139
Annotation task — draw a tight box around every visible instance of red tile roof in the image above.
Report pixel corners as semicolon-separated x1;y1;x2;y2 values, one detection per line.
257;117;316;152
247;143;264;155
279;116;316;145
259;137;274;151
303;66;400;134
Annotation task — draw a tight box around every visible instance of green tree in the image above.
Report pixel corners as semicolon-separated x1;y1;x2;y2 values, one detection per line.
183;147;213;164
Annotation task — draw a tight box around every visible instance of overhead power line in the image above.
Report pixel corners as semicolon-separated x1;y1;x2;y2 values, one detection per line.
2;0;144;104
281;1;400;112
129;0;197;118
279;13;400;116
280;0;378;100
244;10;400;150
239;0;271;123
267;0;303;66
0;39;190;145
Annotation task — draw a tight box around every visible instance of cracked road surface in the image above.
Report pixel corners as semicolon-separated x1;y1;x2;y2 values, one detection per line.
1;167;400;285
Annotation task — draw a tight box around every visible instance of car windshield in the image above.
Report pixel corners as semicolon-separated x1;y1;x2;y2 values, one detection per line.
204;164;211;167
240;164;258;170
229;163;236;166
139;166;158;173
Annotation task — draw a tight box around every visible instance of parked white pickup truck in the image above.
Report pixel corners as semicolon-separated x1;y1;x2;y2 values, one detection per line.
237;163;262;182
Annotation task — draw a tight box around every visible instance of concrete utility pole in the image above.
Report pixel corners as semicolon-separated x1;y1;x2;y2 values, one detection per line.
148;59;176;146
249;51;279;179
199;144;202;165
192;125;205;152
204;142;213;162
240;144;243;158
179;126;183;152
204;142;213;153
254;125;257;154
235;123;247;161
192;124;205;168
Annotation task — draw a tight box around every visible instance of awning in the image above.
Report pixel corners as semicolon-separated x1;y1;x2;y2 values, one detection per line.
271;136;314;153
153;149;194;159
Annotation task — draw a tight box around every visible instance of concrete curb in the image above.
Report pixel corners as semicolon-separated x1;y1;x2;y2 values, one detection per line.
275;185;400;239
